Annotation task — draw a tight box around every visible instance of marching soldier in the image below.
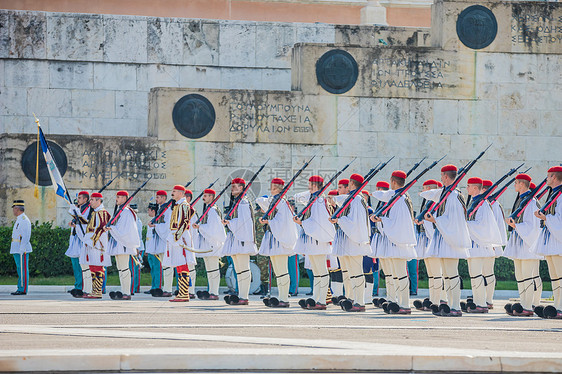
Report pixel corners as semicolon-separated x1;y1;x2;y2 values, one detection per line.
222;178;258;305
192;188;227;300
129;204;144;295
185;189;198;295
326;189;343;300
371;171;417;314
258;178;298;307
66;191;91;298
330;179;352;300
465;177;503;313
83;192;112;299
421;165;472;317
293;175;336;310
10;200;32;296
504;173;543;316
533;166;562;318
163;185;193;302
329;174;371;312
151;190;173;297
145;202;163;294
106;190;141;300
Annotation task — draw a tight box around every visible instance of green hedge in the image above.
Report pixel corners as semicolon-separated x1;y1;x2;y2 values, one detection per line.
0;222;554;282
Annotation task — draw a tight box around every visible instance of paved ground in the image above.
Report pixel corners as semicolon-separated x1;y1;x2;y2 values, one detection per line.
0;287;561;372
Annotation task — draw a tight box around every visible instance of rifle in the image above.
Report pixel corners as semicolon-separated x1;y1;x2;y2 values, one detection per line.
425;144;492;218
538;186;562;215
225;159;270;220
488;166;531;206
107;177;152;227
196;182;233;224
331;156;394;219
191;178;220;207
509;177;547;220
261;155;315;220
150;176;198;225
537;186;551;201
374;156;445;217
467;163;524;218
295;158;356;220
406;156;427;177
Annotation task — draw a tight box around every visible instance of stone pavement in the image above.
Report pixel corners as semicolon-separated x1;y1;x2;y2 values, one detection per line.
0;288;561;373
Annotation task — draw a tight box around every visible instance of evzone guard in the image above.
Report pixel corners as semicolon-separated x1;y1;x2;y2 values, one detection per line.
66;191;91;298
504;173;543;316
330;173;371;312
106;190;141;300
145;201;163;295
222;178;258;305
82;192;111;299
371;170;417;314
293;175;336;310
533;166;562;319
151;190;174;297
191;188;227;300
258;178;298;308
464;177;503;313
164;185;193;302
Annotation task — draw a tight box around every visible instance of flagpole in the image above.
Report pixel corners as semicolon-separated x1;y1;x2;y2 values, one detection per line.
33;114;39;199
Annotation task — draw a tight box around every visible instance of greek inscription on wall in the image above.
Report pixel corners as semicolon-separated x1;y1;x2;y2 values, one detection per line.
229;101;315;136
80;147;167;181
371;58;450;92
511;13;562;45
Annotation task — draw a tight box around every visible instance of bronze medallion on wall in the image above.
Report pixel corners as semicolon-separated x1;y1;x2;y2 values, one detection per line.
172;94;216;139
316;49;359;94
456;5;497;50
21;141;68;186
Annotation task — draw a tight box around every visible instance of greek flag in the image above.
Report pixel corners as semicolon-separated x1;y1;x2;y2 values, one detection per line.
38;123;72;204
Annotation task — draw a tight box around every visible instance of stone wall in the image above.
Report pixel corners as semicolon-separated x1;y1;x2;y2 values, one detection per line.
0;4;560;226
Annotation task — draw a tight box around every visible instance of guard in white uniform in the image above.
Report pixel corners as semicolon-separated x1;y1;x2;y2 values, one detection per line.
465;177;503;313
422;164;472;317
185;189;198;298
223;178;258;305
371;170;417;314
145;202;163;294
258;178;298;307
371;181;394;307
192;188;227;300
106;190;141;300
10;200;32;295
504;173;543;316
294;175;336;310
330;173;371;312
533;166;562;318
151;190;173;297
327;189;344;301
66;191;91;298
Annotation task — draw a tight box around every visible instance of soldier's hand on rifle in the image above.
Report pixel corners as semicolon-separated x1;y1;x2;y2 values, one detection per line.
192;223;200;229
506;217;516;229
148;222;155;228
534;211;546;221
329;218;338;224
424;212;436;223
293;217;302;225
370;214;381;223
69;222;76;228
222;219;229;226
414;219;422;225
259;218;268;225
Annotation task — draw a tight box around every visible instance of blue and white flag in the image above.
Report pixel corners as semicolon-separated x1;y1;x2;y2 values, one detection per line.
38;123;72;205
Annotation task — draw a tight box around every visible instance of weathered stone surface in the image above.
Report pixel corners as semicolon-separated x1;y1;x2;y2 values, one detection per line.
219;22;256;67
295;24;336;44
150;88;337;145
4;11;46;59
499;109;539;136
0;87;27;116
136;64;181;91
335;25;431;48
27;88;72;117
256;24;295;68
182;21;219;66
93;63;137;91
0;12;9;58
540;111;562;137
458;100;499;135
432;0;562;54
49;62;93;89
179;66;222;89
0;115;48;135
432;99;459;135
93;118;147;137
292;44;477;99
220;67;262;90
115;91;149;120
147;18;184;65
103;16;148;63
261;69;292;91
4;60;49;88
71;90;115;118
47;14;104;61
